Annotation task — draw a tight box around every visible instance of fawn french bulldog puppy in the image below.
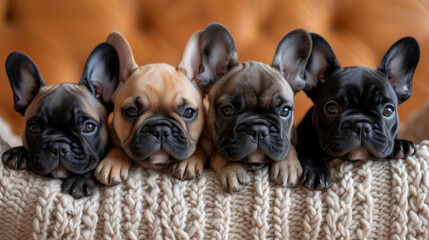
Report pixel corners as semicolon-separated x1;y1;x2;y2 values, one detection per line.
194;23;312;192
297;33;420;189
95;32;206;185
2;43;119;198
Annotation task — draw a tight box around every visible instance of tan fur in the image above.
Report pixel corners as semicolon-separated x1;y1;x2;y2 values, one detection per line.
94;147;131;185
210;154;250;192
112;64;204;155
270;146;302;186
24;85;58;121
106;31;138;83
95;32;207;186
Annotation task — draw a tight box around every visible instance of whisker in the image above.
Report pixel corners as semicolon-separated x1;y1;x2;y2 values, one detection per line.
216;137;234;144
216;144;234;155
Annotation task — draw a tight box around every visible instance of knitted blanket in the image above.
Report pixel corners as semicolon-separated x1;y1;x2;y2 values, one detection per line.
0;135;428;239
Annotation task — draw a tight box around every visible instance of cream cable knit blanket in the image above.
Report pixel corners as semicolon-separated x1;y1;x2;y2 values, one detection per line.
0;135;429;239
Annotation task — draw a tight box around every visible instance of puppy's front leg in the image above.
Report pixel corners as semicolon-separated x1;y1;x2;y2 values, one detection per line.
211;154;250;193
62;173;95;198
391;139;416;159
299;155;331;190
2;146;29;170
270;146;303;187
170;145;207;180
297;113;331;190
95;147;131;186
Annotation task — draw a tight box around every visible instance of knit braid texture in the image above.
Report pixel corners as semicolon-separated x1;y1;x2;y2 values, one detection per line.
0;141;428;239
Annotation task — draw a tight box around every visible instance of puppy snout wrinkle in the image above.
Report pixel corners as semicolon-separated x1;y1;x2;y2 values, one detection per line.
342;120;372;135
247;124;269;140
150;125;172;139
49;142;71;155
353;122;372;134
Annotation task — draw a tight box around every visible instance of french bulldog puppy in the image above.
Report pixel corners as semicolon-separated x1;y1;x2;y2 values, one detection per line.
2;43;119;198
193;23;312;192
297;33;420;190
95;31;206;186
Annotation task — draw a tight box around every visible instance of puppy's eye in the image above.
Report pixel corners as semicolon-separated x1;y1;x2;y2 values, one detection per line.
280;106;292;118
124;106;138;118
220;105;234;117
28;123;41;134
183;108;197;119
83;121;97;134
325;101;339;115
383;105;395;118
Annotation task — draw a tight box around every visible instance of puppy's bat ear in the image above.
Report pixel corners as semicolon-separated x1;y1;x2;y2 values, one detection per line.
272;29;312;93
106;31;139;84
178;30;203;82
5;52;46;116
377;37;420;104
304;33;340;99
79;42;119;113
194;23;239;93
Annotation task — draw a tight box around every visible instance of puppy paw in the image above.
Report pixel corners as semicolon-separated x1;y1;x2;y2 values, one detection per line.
95;155;131;186
170;157;204;180
300;164;331;190
392;139;416;159
170;147;206;180
218;163;250;193
270;158;303;187
1;146;29;170
62;175;95;198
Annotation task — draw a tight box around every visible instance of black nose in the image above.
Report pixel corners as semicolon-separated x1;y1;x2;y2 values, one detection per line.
247;124;269;140
150;125;172;140
342;121;372;135
50;142;71;155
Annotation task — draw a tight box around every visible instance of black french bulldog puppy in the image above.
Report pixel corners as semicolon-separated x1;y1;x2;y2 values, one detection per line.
297;33;420;190
2;42;119;198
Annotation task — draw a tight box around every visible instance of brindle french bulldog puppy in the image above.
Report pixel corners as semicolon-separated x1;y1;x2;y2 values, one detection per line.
195;23;312;192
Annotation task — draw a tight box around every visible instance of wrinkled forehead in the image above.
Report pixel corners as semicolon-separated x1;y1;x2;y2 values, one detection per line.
210;62;294;108
320;67;398;105
25;83;104;121
114;63;202;108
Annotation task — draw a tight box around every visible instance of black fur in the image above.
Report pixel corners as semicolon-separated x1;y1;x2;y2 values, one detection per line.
2;43;119;198
297;33;420;190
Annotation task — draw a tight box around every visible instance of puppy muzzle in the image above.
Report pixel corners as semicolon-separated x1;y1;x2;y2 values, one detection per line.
128;118;193;163
325;117;393;159
30;138;94;176
218;118;289;162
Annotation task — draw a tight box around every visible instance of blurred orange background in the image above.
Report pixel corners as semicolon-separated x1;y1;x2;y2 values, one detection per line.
0;0;428;135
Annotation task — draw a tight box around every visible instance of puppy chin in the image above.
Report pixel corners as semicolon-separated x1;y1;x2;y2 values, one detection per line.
247;151;266;163
220;145;285;163
345;147;369;161
32;161;70;178
132;151;171;170
149;151;170;165
326;136;391;160
50;166;70;178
